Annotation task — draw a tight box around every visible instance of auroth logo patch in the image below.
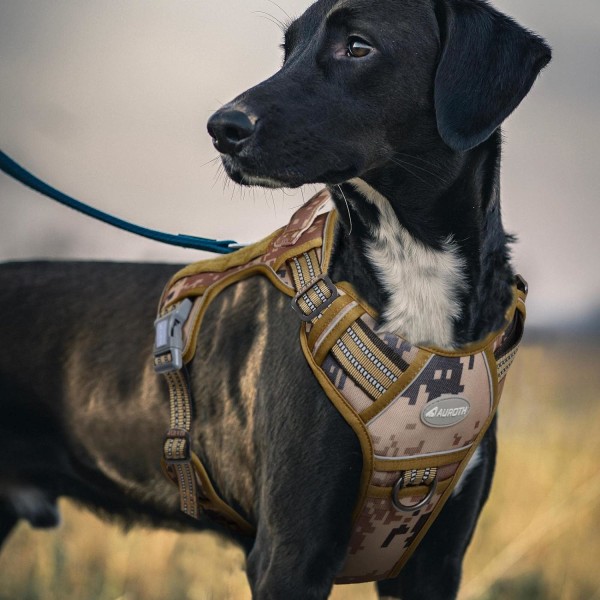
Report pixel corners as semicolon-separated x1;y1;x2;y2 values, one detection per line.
421;396;471;428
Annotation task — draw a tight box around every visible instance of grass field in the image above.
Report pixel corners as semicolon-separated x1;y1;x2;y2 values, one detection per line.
1;337;599;600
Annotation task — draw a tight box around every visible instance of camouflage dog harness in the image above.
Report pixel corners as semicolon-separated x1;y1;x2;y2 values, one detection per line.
153;189;526;583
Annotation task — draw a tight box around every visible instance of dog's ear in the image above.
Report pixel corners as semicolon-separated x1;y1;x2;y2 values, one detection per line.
434;0;551;152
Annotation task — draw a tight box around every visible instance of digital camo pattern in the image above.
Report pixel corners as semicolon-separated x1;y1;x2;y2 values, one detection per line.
272;188;331;247
161;189;332;310
368;352;493;458
361;313;419;361
336;351;494;581
337;490;443;583
321;316;495;581
339;460;461;583
317;293;497;582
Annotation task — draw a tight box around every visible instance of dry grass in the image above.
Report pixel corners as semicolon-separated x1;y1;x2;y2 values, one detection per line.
1;338;599;599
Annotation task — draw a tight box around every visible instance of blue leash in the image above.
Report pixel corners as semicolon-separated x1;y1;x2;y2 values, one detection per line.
0;150;240;254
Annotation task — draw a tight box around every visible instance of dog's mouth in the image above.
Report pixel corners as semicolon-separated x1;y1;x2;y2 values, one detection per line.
221;155;359;189
222;157;290;188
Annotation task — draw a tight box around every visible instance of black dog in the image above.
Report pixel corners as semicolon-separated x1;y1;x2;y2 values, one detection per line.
0;0;550;598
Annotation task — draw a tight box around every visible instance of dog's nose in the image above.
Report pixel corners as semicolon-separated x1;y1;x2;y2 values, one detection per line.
207;109;255;155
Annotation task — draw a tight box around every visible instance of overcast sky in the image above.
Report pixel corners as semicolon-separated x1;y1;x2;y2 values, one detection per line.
0;0;598;327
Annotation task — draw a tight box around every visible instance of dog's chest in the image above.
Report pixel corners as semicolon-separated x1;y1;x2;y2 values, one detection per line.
350;179;467;349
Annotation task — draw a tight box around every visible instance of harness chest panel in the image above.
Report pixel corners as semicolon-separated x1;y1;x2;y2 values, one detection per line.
154;189;525;583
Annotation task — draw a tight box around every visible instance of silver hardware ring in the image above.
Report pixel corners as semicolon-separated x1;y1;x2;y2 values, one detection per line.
392;475;438;513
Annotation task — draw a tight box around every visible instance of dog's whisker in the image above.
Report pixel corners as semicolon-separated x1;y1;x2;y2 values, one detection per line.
387;156;435;187
199;155;221;169
264;0;291;21
269;189;277;214
253;9;286;26
211;163;225;189
390;152;449;184
337;184;353;235
393;151;444;169
253;11;286;31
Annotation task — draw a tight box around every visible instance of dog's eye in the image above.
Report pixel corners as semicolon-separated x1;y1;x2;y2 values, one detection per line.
347;36;372;58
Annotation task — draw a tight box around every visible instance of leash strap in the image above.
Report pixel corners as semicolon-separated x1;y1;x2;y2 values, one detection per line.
0;150;239;254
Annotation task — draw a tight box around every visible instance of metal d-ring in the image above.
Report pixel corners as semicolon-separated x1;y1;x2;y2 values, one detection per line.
392;474;438;513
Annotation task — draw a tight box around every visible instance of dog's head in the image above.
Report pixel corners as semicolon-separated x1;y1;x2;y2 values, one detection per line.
208;0;551;188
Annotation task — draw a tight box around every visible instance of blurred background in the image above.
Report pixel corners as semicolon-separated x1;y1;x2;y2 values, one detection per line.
0;1;598;599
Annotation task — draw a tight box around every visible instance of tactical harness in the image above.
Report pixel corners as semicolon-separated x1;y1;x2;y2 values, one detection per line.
153;189;526;583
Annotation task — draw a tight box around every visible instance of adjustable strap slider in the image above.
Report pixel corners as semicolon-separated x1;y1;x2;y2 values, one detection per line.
163;428;191;464
291;274;339;322
154;298;194;373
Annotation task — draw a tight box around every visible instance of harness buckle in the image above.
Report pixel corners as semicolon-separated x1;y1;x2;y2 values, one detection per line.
163;428;192;464
154;298;194;373
291;274;339;322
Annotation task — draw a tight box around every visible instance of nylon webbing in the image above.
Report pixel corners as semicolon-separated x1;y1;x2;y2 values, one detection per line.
154;308;254;533
497;344;519;380
288;253;412;401
400;467;438;487
154;353;200;519
286;250;439;496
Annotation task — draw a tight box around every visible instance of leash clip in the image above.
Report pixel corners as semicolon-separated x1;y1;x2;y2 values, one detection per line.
154;298;194;373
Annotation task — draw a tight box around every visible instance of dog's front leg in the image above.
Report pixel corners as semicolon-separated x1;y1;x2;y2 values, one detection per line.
246;393;362;599
247;520;350;600
0;507;18;550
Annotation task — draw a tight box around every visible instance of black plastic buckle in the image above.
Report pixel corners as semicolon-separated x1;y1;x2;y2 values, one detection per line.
163;428;191;464
291;274;339;322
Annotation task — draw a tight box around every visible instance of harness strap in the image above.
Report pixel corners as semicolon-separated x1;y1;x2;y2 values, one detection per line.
152;195;333;533
154;303;253;532
158;365;200;519
152;188;528;576
153;299;201;520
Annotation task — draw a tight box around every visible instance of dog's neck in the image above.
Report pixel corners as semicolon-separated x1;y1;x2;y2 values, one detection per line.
329;132;514;349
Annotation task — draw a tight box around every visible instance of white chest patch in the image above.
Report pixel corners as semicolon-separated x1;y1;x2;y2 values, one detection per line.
350;179;467;348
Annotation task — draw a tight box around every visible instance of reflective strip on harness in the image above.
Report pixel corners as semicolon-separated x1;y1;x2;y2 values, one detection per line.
153;188;526;582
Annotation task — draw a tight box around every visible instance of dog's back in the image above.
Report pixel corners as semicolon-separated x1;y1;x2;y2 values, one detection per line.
0;261;361;540
0;262;183;528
